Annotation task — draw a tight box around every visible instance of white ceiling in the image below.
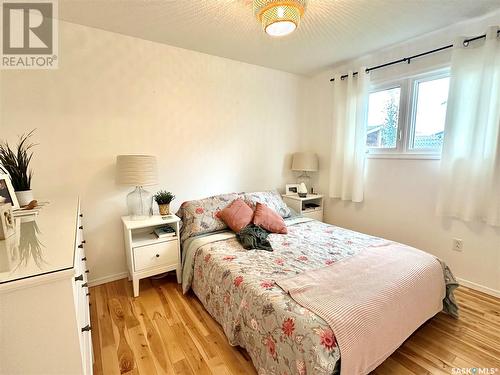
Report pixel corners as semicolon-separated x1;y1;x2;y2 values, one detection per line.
59;0;500;75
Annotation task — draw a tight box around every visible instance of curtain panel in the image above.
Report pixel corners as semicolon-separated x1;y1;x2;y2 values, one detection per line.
437;26;500;226
329;69;369;202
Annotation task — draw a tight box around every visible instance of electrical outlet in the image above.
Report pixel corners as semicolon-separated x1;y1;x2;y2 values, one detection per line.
452;238;463;252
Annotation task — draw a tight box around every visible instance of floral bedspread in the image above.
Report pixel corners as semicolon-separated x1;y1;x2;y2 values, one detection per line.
183;219;391;375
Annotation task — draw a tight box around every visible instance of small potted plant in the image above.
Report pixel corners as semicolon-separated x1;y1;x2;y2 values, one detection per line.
154;190;175;216
0;130;37;207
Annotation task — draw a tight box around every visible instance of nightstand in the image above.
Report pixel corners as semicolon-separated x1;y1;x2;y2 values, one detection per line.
282;194;324;221
121;214;181;297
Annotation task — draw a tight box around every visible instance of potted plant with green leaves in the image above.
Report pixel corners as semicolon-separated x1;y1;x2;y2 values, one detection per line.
154;190;175;216
0;130;37;207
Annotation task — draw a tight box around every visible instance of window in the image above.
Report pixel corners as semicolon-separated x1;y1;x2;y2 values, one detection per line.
366;69;450;158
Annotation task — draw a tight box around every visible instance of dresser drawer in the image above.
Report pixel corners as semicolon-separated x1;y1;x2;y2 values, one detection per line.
133;240;178;271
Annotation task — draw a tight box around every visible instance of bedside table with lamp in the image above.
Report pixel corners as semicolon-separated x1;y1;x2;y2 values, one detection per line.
286;152;323;221
116;155;181;297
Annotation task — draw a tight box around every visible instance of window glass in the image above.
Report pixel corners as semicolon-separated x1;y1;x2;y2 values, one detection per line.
412;77;450;150
366;87;400;149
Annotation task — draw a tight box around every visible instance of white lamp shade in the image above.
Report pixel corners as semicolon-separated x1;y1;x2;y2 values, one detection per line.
116;155;158;186
291;152;319;172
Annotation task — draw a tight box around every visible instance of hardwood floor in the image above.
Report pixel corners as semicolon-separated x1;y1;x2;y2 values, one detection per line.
90;275;500;375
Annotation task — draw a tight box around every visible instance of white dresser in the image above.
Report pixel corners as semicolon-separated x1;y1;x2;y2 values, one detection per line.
0;198;93;375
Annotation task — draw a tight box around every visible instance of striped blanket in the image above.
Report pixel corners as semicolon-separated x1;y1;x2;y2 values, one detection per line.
276;243;453;375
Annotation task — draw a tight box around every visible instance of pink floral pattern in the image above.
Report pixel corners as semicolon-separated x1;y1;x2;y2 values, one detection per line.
176;193;241;243
184;219;392;374
265;335;277;359
260;280;274;289
317;328;336;351
233;275;244;287
282;318;295;337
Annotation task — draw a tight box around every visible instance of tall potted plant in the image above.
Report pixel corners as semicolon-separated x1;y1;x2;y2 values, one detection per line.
154;190;175;216
0;130;37;207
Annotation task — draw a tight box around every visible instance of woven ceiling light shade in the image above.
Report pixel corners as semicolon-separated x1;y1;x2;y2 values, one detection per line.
253;0;306;37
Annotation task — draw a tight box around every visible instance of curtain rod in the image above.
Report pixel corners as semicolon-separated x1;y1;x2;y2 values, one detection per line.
329;30;500;82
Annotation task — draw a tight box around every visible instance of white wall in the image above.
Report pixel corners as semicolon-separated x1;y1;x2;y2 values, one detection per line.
304;10;500;295
0;21;306;284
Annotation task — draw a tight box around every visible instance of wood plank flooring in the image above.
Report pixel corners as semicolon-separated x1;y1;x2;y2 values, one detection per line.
90;275;500;375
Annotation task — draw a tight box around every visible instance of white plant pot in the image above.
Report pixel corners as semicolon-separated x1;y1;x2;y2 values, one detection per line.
15;190;34;207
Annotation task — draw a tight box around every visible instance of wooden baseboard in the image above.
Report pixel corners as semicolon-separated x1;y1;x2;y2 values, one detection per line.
457;277;500;298
88;272;128;287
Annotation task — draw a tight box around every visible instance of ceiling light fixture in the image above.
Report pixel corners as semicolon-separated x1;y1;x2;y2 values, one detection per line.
253;0;306;37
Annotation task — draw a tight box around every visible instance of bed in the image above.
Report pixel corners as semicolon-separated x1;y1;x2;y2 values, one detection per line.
178;192;458;375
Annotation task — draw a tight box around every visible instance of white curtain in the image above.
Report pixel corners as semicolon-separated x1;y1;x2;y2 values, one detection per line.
437;26;500;226
329;69;369;202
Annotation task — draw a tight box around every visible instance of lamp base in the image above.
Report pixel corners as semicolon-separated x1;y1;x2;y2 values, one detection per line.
297;172;311;193
127;186;153;220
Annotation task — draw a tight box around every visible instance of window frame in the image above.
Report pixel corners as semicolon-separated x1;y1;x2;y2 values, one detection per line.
366;67;450;159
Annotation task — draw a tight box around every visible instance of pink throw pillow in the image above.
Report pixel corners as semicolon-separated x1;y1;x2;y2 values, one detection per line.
216;199;254;233
253;202;288;234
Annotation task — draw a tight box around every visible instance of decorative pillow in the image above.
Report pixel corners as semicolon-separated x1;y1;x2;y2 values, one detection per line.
216;199;254;233
253;202;288;234
244;190;291;218
176;193;241;243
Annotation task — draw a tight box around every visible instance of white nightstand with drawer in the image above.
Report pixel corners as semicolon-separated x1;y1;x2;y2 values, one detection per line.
282;194;324;222
122;215;181;297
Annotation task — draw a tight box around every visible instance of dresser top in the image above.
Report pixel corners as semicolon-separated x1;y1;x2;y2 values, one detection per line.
0;198;79;287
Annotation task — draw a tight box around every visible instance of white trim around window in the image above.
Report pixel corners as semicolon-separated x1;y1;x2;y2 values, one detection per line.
366;68;450;159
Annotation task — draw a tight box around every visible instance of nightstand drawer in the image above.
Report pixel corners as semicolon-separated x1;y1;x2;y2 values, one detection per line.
133;240;178;271
303;209;323;221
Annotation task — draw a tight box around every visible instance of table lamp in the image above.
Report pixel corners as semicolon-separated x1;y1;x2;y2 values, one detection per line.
116;155;158;220
291;152;319;193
